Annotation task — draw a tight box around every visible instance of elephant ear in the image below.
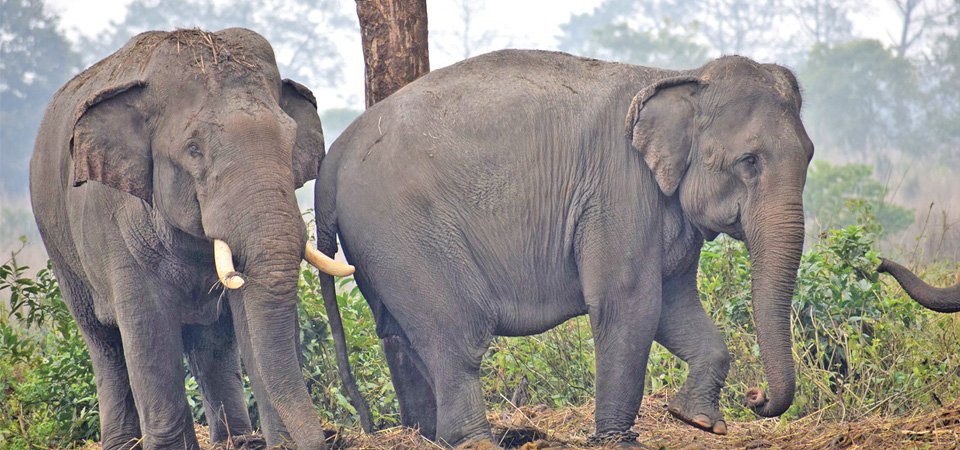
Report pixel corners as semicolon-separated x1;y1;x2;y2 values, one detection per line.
625;76;703;196
280;79;324;189
71;80;153;204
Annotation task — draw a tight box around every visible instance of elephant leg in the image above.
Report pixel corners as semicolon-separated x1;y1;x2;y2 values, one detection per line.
53;264;141;450
419;337;490;447
382;334;437;440
184;308;253;443
578;217;662;445
228;293;290;446
382;291;491;446
115;286;199;450
656;262;730;434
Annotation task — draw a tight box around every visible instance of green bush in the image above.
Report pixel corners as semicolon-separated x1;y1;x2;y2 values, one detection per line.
803;161;915;236
697;227;959;421
0;259;97;449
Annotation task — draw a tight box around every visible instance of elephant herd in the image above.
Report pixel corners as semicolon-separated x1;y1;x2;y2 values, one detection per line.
28;28;957;450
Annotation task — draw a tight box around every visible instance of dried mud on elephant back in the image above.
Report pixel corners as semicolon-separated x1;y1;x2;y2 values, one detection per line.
84;392;959;449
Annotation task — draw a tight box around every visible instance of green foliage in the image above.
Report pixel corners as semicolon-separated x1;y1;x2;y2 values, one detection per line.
297;269;397;428
697;229;959;421
0;258;97;448
801;39;920;158
803;161;914;236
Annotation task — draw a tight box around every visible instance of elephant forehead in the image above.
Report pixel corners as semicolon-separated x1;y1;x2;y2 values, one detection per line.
140;30;279;94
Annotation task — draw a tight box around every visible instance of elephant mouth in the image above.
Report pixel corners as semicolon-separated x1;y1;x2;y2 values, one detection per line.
212;236;355;290
725;202;745;240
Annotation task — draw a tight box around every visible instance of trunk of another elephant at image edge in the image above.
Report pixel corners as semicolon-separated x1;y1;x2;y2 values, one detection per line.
227;194;328;448
745;198;804;418
879;258;960;313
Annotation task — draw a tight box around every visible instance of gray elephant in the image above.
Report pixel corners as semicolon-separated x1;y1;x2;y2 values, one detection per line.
30;28;356;450
879;258;959;312
315;50;813;446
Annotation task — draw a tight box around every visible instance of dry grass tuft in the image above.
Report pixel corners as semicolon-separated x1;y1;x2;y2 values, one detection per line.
171;28;255;73
79;392;960;449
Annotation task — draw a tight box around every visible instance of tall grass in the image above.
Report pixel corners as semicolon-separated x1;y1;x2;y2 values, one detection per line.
1;224;958;447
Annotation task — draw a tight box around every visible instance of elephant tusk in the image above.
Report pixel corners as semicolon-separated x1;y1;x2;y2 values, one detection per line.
304;244;355;277
213;239;245;289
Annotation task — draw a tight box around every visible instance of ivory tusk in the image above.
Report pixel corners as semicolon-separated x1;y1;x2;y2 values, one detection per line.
304;244;355;277
213;239;245;289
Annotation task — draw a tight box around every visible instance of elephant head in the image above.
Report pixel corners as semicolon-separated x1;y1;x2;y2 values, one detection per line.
68;28;347;448
627;56;814;417
879;258;960;313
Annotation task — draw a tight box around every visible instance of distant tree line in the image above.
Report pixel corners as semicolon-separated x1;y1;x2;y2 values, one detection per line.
2;0;958;220
558;0;959;169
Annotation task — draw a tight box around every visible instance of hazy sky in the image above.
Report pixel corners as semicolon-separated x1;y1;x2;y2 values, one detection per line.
44;0;904;109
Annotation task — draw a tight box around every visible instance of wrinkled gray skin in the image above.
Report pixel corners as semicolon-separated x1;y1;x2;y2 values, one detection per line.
31;29;328;450
879;258;960;313
316;50;814;446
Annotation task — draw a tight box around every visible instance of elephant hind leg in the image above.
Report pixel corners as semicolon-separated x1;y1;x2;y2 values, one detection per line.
421;341;491;447
656;266;730;435
382;334;437;440
51;263;142;449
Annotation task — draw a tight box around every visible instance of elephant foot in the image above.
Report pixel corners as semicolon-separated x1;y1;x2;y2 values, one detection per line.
586;430;641;447
224;433;267;450
668;394;727;435
454;437;502;449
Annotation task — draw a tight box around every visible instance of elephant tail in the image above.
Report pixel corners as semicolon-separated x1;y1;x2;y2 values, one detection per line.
319;263;375;432
313;158;372;430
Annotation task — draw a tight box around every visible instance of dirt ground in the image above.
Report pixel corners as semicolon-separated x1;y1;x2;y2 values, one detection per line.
87;391;960;449
187;391;959;450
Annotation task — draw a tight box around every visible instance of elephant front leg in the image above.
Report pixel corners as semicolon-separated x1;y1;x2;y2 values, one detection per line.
116;291;199;450
184;310;253;443
587;294;661;446
656;263;730;434
579;226;662;446
53;265;141;449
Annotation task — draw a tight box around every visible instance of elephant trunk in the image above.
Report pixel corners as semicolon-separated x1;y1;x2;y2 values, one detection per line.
208;175;327;449
743;196;804;418
878;258;960;313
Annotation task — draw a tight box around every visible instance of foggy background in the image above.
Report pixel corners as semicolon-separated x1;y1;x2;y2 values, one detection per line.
2;0;959;270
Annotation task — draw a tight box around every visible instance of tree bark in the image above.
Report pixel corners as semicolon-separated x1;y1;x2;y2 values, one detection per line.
356;0;430;108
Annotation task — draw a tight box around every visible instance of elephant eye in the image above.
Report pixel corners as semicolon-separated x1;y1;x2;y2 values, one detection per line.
737;153;759;179
187;142;202;157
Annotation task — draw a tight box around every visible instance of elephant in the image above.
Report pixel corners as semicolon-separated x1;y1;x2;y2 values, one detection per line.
29;28;360;450
878;258;960;312
314;49;814;446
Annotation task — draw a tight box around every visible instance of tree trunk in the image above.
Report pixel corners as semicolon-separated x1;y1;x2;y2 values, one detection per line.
356;0;430;108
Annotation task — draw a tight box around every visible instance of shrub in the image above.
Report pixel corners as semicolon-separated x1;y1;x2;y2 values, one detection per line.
803;161;915;236
0;258;98;449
